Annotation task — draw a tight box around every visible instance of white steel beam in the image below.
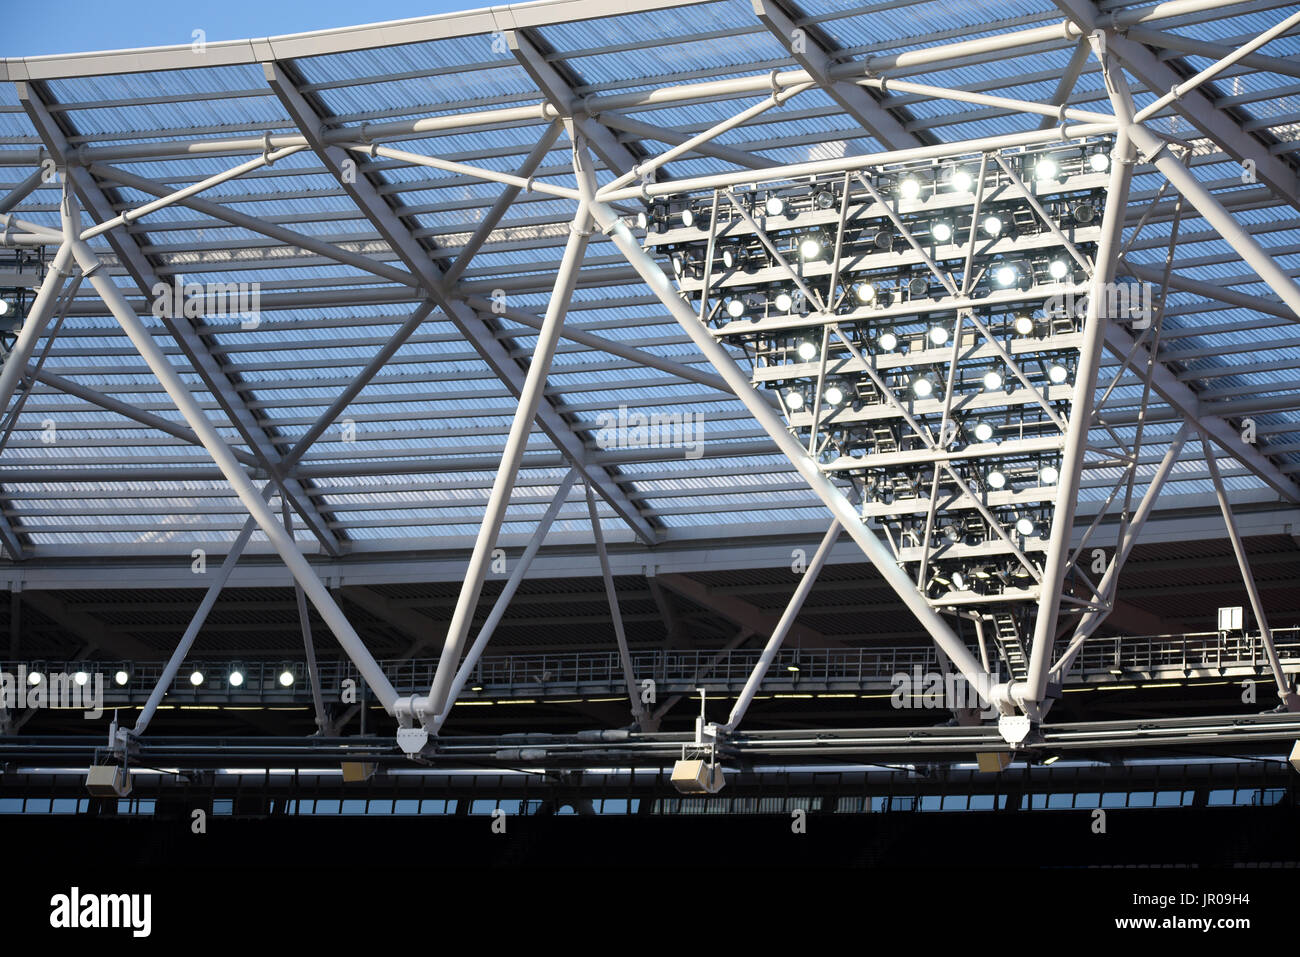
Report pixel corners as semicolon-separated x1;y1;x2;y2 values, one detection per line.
264;60;656;546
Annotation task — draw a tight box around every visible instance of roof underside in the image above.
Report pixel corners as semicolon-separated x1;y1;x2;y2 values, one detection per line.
1;0;1299;561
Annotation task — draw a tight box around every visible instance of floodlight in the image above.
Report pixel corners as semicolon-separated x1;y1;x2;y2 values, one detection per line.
279;670;295;687
1033;157;1059;181
941;523;962;543
74;671;89;686
1048;363;1068;384
797;340;818;361
1072;201;1096;224
950;169;974;192
872;229;894;250
987;469;1007;490
928;325;949;346
721;246;738;269
725;298;746;319
634;210;648;230
775;291;795;313
1040;465;1059;484
855;282;876;304
28;670;42;685
229;670;245;688
823;385;845;406
1048;258;1069;280
982;370;1003;391
994;264;1018;287
1088;151;1110;173
982;215;1004;237
114;670;129;686
1015;517;1035;536
951;570;968;590
908;276;928;298
877;332;898;351
765;195;787;217
899;177;922;201
189;670;204;686
786;391;805;410
973;421;994;443
931;221;953;242
680;207;695;228
912;375;935;398
1014;314;1036;336
798;233;824;260
813;187;836;209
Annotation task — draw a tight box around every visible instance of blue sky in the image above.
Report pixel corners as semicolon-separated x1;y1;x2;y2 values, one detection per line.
6;0;479;57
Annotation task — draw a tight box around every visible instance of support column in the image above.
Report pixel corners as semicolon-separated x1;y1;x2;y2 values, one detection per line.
723;521;840;732
418;184;594;726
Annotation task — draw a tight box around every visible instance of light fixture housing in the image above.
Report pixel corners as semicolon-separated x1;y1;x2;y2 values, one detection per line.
189;670;204;686
114;670;130;686
982;214;1004;237
877;332;898;352
796;340;818;361
931;221;953;243
765;195;787;217
987;469;1007;490
982;369;1003;391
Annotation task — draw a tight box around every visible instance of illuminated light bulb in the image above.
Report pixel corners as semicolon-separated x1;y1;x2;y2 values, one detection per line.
1089;151;1110;173
982;215;1004;237
899;177;922;200
74;671;89;686
987;469;1007;490
1034;157;1058;181
114;670;130;686
229;670;245;688
928;325;949;346
681;208;695;228
1040;465;1060;485
912;376;934;398
775;291;795;313
190;670;204;686
877;332;898;352
823;385;844;406
1048;363;1068;384
994;264;1017;287
1015;517;1035;536
931;221;953;242
951;169;973;192
973;421;994;443
855;282;876;304
1014;314;1036;336
799;234;824;260
279;670;295;687
786;391;805;410
951;571;967;591
28;671;42;686
797;340;818;361
722;247;738;269
725;298;746;319
982;370;1003;391
765;196;786;217
1048;258;1069;280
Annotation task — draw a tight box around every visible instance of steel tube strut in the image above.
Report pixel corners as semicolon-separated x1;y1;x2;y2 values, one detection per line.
1050;424;1190;680
427;469;579;732
1201;433;1299;711
1024;96;1137;708
0;243;72;418
417;184;594;726
132;511;262;737
578;180;998;710
724;521;841;732
65;236;400;714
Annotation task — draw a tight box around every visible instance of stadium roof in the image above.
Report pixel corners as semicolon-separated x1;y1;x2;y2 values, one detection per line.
1;0;1298;578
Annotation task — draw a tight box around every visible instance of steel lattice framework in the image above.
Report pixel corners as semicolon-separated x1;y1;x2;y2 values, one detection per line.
1;0;1299;765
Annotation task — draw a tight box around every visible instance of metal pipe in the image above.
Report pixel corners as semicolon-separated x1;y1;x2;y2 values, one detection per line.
132;512;261;736
858;76;1112;125
579;187;997;707
1050;425;1190;679
353;144;581;201
1132;8;1300;124
0;166;47;215
1127;122;1300;319
585;482;650;730
67;236;401;713
419;191;594;723
723;521;840;731
1024;122;1136;705
428;469;579;731
0;243;72;417
1201;432;1298;710
284;500;329;734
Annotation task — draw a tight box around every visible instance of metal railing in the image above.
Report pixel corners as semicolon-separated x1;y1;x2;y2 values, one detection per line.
3;627;1295;707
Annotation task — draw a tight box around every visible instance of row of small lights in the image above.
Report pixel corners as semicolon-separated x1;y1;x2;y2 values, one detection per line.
21;668;298;688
